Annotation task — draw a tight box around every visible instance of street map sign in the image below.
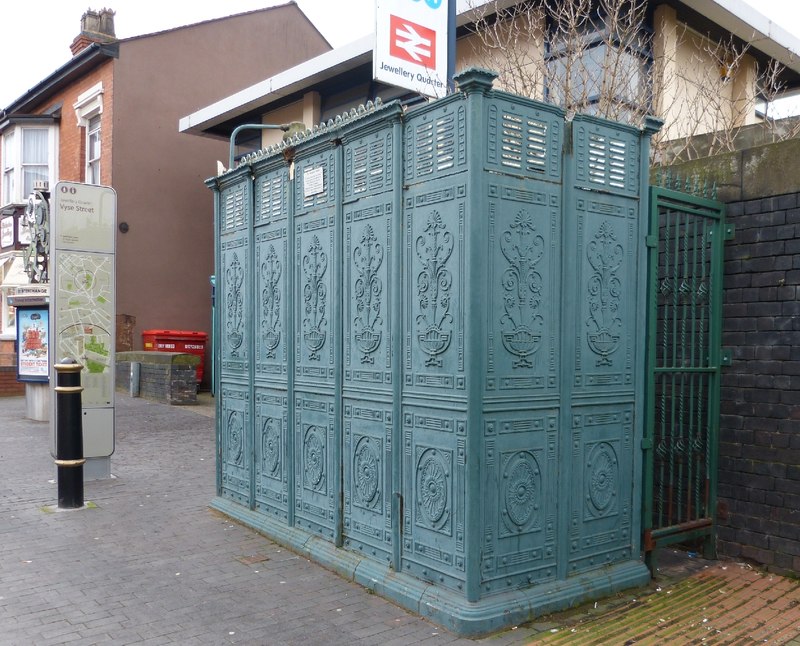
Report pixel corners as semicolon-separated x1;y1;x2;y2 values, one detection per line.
51;181;117;458
374;0;450;98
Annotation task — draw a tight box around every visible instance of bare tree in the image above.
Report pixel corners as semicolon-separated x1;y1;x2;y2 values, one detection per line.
467;0;653;122
652;28;800;163
757;59;800;142
465;0;797;165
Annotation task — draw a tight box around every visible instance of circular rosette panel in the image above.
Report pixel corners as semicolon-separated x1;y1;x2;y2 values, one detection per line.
303;426;326;492
586;442;618;517
501;451;541;533
352;436;380;509
261;417;280;477
415;449;450;531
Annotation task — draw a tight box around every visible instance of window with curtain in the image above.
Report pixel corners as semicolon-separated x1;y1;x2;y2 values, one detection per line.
22;128;49;197
86;115;101;185
0;125;56;206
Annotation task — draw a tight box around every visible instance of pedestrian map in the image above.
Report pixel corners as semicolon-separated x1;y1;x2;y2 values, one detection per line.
56;251;114;406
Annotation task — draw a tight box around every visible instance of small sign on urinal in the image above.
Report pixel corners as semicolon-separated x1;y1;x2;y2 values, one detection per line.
303;166;324;198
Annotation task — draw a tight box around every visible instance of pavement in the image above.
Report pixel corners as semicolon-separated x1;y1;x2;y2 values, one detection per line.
1;392;798;645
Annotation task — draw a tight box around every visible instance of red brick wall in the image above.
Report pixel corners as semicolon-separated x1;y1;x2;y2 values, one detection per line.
1;60;113;204
0;338;16;366
51;59;114;185
0;366;24;396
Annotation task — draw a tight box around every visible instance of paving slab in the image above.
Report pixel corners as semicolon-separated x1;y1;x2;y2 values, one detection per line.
1;393;798;645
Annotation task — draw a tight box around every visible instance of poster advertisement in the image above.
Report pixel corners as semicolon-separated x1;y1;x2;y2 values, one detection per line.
16;307;49;382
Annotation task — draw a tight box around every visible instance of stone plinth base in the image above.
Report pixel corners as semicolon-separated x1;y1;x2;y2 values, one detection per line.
26;382;50;421
212;497;651;637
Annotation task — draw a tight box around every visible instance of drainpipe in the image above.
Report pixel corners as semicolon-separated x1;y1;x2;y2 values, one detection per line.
228;123;292;170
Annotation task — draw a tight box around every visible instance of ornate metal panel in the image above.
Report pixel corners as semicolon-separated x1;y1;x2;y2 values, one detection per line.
294;394;337;540
254;387;288;520
343;400;392;563
481;410;558;592
343;195;393;390
401;408;467;593
294;150;336;382
294;147;336;214
564;116;644;577
404;183;466;394
404;101;467;186
478;95;566;595
254;163;290;226
572;196;638;393
220;385;251;506
292;146;339;541
341;122;399;563
219;179;251;380
485;177;560;399
220;177;250;231
344;127;394;200
218;177;253;507
254;166;290;381
572;119;640;198
485;97;563;182
568;406;635;574
255;233;287;375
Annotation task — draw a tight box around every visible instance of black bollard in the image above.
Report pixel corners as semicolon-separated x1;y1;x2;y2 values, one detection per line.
54;359;85;509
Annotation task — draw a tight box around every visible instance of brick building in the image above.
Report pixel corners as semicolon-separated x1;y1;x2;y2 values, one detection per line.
0;4;331;389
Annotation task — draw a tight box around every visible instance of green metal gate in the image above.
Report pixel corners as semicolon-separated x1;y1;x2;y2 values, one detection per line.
643;181;728;564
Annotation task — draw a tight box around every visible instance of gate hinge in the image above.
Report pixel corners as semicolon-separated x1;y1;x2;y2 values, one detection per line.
645;234;658;248
641;437;653;450
724;223;735;241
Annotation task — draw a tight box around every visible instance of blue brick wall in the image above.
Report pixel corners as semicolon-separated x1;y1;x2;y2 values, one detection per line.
717;192;800;575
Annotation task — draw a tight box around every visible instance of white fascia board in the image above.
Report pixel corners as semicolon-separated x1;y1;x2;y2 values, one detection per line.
179;35;373;136
681;0;800;74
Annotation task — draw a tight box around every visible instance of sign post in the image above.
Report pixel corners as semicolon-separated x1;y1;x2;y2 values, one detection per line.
51;181;116;480
374;0;452;98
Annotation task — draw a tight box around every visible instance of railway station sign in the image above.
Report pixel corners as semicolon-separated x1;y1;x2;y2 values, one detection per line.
374;0;451;98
